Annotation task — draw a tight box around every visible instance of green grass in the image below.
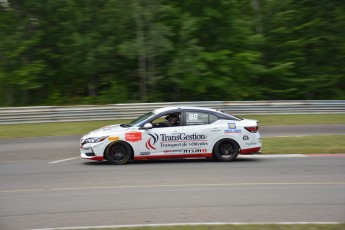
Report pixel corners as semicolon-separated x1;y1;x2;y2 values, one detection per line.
0;114;344;139
241;114;345;126
262;135;345;154
63;223;345;230
0;119;131;139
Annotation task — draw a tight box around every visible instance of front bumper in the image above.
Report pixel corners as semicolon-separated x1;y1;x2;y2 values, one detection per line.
80;151;104;161
80;144;104;161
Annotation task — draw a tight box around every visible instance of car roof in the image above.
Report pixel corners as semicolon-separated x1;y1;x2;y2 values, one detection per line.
153;106;220;114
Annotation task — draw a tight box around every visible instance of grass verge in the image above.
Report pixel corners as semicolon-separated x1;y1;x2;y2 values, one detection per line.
0;120;131;139
0;114;344;139
241;114;345;126
262;135;345;154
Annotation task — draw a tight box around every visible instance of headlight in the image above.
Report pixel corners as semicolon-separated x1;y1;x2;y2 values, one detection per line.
81;136;108;146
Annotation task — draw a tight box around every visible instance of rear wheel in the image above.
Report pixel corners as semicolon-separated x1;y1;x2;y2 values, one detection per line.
105;142;131;165
213;139;239;162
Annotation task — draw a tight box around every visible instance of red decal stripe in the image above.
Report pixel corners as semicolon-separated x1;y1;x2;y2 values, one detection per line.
240;147;261;154
87;156;104;161
134;153;212;160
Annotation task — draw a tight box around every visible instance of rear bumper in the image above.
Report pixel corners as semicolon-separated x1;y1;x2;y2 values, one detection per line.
240;147;261;155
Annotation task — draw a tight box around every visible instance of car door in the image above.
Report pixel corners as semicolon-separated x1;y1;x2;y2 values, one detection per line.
181;110;220;156
138;112;184;158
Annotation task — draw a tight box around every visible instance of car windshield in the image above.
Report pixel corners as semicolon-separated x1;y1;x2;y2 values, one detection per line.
126;111;154;127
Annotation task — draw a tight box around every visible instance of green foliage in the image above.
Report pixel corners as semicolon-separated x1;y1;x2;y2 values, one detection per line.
0;0;344;106
260;0;345;99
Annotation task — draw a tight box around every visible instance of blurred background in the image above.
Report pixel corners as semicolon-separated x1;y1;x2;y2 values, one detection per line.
0;0;344;106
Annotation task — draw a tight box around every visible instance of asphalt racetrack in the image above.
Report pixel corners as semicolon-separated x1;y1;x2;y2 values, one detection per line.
0;124;344;230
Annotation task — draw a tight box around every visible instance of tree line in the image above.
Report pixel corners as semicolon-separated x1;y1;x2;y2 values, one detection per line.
0;0;344;106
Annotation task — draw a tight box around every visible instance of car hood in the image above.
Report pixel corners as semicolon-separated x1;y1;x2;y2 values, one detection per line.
82;124;129;139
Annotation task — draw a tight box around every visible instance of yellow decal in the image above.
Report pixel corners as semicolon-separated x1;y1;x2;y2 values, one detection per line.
108;136;120;141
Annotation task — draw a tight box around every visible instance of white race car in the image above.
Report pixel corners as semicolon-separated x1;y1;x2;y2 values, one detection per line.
80;107;261;164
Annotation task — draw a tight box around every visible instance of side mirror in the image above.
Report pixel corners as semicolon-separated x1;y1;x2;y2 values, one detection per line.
142;123;153;129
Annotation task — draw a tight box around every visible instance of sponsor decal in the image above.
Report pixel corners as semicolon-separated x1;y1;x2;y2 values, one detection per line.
160;133;207;142
108;136;120;141
245;142;258;146
161;143;182;148
160;141;208;148
125;132;142;142
183;149;207;153
146;133;208;150
188;142;208;146
139;151;150;155
146;133;159;150
164;149;184;153
243;135;249;140
228;123;236;129
224;129;241;134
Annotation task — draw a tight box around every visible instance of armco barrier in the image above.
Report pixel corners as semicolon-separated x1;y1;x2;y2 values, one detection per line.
0;100;344;124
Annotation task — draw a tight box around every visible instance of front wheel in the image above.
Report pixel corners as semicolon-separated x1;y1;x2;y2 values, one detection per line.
105;142;131;165
213;139;239;162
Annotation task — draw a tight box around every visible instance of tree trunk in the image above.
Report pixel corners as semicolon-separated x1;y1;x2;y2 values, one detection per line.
135;0;147;102
251;0;263;34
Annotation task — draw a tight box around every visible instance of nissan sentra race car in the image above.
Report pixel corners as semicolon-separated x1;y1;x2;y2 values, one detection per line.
80;107;261;164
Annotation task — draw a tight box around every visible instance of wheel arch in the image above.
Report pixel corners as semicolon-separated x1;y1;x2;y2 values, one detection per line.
103;140;135;160
212;137;241;156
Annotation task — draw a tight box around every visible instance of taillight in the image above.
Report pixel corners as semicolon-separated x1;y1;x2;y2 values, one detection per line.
244;126;258;133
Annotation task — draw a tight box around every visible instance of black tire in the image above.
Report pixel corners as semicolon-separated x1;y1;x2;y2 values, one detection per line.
105;142;131;165
213;139;239;162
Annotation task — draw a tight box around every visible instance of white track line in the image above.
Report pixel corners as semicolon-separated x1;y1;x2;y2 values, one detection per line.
49;153;345;163
1;181;339;194
49;157;79;164
26;222;342;230
2;182;344;194
239;154;307;158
